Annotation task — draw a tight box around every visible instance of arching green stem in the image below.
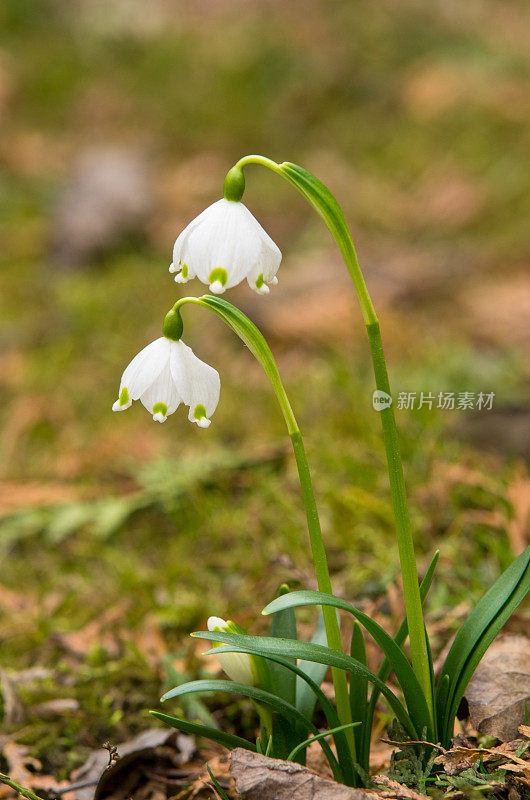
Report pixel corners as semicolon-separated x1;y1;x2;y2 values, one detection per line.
233;155;434;723
170;295;358;769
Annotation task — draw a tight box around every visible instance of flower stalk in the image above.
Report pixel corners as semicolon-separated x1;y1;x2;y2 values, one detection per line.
170;295;358;764
231;155;434;722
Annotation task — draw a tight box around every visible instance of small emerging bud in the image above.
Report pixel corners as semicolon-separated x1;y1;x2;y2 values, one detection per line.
207;616;256;686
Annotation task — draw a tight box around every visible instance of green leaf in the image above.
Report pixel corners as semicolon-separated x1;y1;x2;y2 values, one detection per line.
438;547;530;745
390;551;439;655
438;546;530;745
206;765;231;800
191;295;297;434
207;644;356;786
286;721;361;764
362;550;439;767
279;163;348;246
349;622;368;755
262;590;432;738
269;584;297;706
192;632;418;738
149;710;256;752
161;678;342;781
296;611;330;721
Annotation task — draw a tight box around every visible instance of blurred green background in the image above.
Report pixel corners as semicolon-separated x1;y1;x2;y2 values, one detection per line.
0;0;528;775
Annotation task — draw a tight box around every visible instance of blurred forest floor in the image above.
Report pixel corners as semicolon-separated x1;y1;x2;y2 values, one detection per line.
0;0;529;779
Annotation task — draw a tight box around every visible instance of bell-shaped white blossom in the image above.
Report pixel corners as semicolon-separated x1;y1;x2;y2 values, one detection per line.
112;337;220;425
207;616;256;686
169;199;281;295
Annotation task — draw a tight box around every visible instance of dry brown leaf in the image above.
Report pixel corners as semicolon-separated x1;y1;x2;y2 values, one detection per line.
0;741;74;800
71;728;195;800
131;613;169;670
372;775;428;800
0;481;80;515
27;699;79;719
230;748;382;800
464;635;530;741
53;602;130;660
184;754;236;800
0;670;24;726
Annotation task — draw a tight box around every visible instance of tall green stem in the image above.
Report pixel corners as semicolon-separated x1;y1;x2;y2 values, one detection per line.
171;296;358;769
233;156;434;721
290;430;357;765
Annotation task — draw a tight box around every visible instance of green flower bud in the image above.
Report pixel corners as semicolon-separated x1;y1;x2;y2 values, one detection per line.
162;308;183;341
207;616;257;686
223;166;245;202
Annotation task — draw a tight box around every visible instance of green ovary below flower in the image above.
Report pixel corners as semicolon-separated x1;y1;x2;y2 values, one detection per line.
169;199;281;295
112;337;220;426
207;616;257;686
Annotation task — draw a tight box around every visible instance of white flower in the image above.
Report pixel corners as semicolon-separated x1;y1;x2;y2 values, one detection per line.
112;337;220;425
169;198;281;295
207;616;256;686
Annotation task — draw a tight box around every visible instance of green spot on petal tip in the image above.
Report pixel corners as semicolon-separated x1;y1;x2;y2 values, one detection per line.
193;404;207;420
208;267;228;287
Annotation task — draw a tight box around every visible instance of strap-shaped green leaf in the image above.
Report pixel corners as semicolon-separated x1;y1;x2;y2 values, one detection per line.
438;546;530;744
361;550;438;768
437;547;530;743
262;590;432;738
207;644;356;786
349;622;368;756
269;587;299;759
296;611;330;721
270;585;297;706
192;632;418;738
286;722;361;764
280;163;349;246
196;295;296;432
161;678;342;781
149;710;256;752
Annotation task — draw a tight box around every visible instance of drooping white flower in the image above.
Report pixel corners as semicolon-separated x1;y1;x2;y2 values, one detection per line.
207;616;256;686
112;337;220;425
169;199;281;295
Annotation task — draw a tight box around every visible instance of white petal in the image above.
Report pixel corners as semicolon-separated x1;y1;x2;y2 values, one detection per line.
169;340;220;421
112;399;131;412
207;616;227;631
256;227;282;281
177;200;262;289
119;338;170;401
245;239;281;291
250;281;270;295
172;198;282;293
214;650;255;686
172;211;207;280
139;362;181;417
